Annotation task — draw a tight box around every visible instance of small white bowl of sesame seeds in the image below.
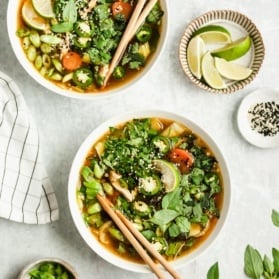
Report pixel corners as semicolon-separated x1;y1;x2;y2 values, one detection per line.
237;88;279;148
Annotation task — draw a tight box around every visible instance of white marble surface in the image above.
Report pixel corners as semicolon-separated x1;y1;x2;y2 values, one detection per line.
1;1;279;278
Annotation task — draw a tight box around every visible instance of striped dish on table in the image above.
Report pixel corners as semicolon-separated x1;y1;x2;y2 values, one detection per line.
179;10;265;94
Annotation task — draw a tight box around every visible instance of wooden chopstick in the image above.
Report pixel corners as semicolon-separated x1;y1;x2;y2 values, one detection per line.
116;210;182;279
103;0;147;87
130;0;159;40
97;194;182;279
97;194;166;279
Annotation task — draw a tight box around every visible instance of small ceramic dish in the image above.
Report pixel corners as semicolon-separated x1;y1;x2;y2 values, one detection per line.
17;258;79;279
237;88;279;148
179;10;265;94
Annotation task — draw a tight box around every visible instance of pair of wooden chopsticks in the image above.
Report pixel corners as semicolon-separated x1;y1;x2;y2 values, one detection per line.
97;194;182;279
103;0;158;87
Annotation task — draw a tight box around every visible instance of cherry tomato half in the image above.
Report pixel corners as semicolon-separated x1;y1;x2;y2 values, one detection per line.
168;148;194;174
112;1;132;21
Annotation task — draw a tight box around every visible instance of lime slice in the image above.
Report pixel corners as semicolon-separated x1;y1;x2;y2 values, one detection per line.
201;51;226;89
153;159;181;192
215;57;252;80
187;35;205;79
22;0;50;31
212;36;252;61
32;0;55;18
193;25;232;44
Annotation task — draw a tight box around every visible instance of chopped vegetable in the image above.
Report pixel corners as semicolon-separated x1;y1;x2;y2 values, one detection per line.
113;65;126;79
112;1;132;21
169;148;194;174
72;67;93;88
138;175;162;196
74;20;93;37
62;52;82;71
136;24;152;43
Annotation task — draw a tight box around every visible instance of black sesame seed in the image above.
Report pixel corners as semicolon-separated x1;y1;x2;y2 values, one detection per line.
248;101;279;137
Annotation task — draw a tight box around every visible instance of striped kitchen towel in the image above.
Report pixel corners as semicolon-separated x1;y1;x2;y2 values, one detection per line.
0;71;59;224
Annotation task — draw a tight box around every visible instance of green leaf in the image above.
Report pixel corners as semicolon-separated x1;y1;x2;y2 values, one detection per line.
150;209;180;233
168;223;180;238
272;248;279;273
207;262;219;279
272;209;279;227
263;255;274;276
162;188;182;210
63;0;77;23
244;245;263;279
51;22;73;33
175;216;190;233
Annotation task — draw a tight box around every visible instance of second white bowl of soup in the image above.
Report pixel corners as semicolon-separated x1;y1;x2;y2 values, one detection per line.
7;0;168;99
68;110;231;273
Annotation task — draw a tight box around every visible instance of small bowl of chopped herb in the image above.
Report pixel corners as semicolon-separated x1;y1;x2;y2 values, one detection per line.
17;258;79;279
179;10;265;93
237;88;279;148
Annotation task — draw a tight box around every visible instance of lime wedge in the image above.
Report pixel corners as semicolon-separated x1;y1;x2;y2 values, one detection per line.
22;0;50;31
215;57;252;81
212;36;252;61
153;159;181;192
187;35;205;79
199;31;232;44
193;25;232;44
201;51;226;89
32;0;55;18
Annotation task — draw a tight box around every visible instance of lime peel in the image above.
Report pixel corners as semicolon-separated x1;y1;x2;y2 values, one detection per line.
193;24;232;44
214;57;253;81
153;159;181;193
212;36;252;61
22;0;50;31
187;35;205;79
201;51;227;89
193;24;231;36
32;0;55;18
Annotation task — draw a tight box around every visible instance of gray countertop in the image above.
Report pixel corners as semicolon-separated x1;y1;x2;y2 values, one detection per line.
1;0;279;278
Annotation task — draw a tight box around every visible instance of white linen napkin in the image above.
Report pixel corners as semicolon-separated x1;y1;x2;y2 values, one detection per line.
0;71;59;224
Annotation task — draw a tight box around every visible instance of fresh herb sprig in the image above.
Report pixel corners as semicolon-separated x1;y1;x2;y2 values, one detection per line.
244;209;279;279
206;209;279;279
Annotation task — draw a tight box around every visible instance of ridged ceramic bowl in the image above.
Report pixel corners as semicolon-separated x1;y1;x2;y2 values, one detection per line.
179;10;265;94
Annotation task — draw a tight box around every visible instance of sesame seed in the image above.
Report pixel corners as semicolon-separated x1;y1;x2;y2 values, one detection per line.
248;101;279;137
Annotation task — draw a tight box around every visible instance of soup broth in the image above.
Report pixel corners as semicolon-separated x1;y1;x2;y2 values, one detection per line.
17;0;164;94
78;117;224;263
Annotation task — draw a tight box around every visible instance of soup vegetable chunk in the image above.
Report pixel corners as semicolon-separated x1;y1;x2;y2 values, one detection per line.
78;118;223;262
17;0;164;93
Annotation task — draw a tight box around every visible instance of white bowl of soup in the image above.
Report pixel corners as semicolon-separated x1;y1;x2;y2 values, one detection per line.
7;0;168;99
68;110;231;273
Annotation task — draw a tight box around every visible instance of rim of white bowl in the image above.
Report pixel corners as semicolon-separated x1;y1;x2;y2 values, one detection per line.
7;1;169;100
68;109;232;273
